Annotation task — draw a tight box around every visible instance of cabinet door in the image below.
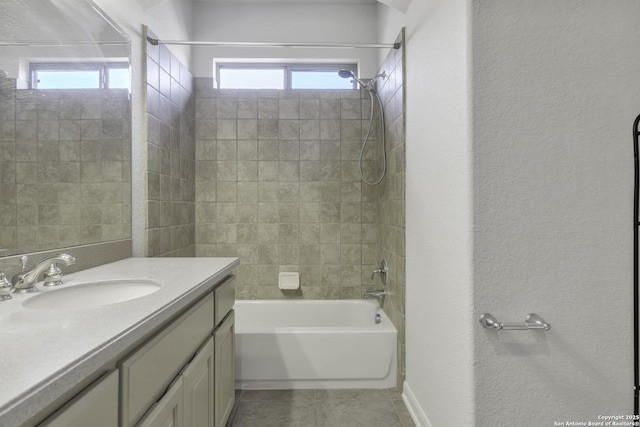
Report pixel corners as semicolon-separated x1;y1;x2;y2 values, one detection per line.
40;370;118;427
182;337;214;427
120;293;214;426
214;311;235;427
137;376;184;427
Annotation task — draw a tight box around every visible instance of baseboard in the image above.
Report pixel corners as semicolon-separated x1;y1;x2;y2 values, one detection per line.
402;381;432;427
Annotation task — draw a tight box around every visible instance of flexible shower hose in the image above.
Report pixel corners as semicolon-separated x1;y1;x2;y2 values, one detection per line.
359;89;387;186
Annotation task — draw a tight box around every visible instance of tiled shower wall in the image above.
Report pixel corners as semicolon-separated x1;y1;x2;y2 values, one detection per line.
194;84;380;298
0;86;131;255
191;35;405;388
375;32;406;389
144;29;196;257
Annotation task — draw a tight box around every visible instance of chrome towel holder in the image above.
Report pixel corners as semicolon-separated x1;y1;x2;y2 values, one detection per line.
479;313;550;331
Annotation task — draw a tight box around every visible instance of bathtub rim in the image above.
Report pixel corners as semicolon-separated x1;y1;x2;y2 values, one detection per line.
233;299;397;333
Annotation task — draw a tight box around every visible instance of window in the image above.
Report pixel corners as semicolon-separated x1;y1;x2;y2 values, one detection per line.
219;67;285;90
30;62;130;90
217;64;357;90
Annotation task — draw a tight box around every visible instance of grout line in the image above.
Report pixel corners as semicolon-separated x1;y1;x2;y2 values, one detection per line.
314;395;318;427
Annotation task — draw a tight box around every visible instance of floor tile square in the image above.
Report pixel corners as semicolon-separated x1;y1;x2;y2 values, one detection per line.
315;398;402;427
231;401;316;427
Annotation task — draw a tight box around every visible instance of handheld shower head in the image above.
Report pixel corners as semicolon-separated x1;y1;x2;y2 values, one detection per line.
337;69;388;186
337;69;372;92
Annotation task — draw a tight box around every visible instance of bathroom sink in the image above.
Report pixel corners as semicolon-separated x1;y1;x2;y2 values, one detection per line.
22;279;163;311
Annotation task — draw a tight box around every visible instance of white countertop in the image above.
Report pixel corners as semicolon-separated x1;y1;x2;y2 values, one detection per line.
0;256;239;427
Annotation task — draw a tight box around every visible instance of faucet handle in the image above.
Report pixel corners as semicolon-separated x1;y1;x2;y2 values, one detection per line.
370;259;388;286
0;272;12;301
43;264;64;287
42;254;76;286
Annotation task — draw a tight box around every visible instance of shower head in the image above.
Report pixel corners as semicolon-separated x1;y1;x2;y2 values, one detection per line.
337;69;372;92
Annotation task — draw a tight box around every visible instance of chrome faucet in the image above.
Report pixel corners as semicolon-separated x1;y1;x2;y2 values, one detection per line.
11;254;76;293
370;259;388;286
0;272;11;301
363;289;386;303
366;259;388;304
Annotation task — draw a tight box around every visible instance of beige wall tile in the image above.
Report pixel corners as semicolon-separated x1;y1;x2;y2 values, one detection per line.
238;140;258;160
258;161;278;181
238;99;257;119
258;120;279;139
258;98;278;119
279;98;300;119
300;98;320;119
217;119;237;139
237;181;258;202
193;77;406;391
299;223;320;244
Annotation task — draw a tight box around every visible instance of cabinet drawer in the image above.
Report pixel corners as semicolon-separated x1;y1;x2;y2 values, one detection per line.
119;293;214;426
40;370;118;427
214;275;235;326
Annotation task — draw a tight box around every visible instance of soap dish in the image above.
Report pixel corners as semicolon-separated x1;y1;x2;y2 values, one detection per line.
278;272;300;290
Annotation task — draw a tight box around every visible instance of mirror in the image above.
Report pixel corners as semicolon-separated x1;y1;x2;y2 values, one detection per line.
0;0;132;256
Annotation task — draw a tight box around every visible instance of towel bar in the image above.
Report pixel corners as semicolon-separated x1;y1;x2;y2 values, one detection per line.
479;313;550;331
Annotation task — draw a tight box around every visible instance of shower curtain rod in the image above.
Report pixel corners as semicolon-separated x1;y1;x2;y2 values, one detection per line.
0;41;130;47
0;4;130;48
90;2;130;42
146;37;401;50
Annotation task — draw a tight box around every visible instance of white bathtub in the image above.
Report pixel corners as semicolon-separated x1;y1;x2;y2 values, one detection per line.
234;300;397;389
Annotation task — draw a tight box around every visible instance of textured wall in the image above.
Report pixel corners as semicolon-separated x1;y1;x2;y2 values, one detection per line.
0;86;131;255
403;0;476;425
144;30;196;257
472;1;639;424
194;83;381;299
375;32;406;390
401;0;640;425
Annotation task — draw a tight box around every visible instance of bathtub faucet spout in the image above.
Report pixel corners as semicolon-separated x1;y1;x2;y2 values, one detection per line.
363;289;385;304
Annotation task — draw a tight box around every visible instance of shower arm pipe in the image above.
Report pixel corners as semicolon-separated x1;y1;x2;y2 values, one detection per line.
146;37;401;50
633;113;640;417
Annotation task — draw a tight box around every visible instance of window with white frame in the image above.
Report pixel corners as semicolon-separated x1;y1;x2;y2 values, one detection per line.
216;64;358;90
30;62;130;90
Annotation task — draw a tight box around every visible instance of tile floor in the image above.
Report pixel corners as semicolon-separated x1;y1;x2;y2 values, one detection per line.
226;388;416;427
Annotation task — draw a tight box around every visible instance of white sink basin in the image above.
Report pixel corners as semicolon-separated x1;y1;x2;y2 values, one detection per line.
22;279;163;311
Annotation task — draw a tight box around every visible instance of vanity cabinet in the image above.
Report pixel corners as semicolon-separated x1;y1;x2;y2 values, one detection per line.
34;274;235;427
